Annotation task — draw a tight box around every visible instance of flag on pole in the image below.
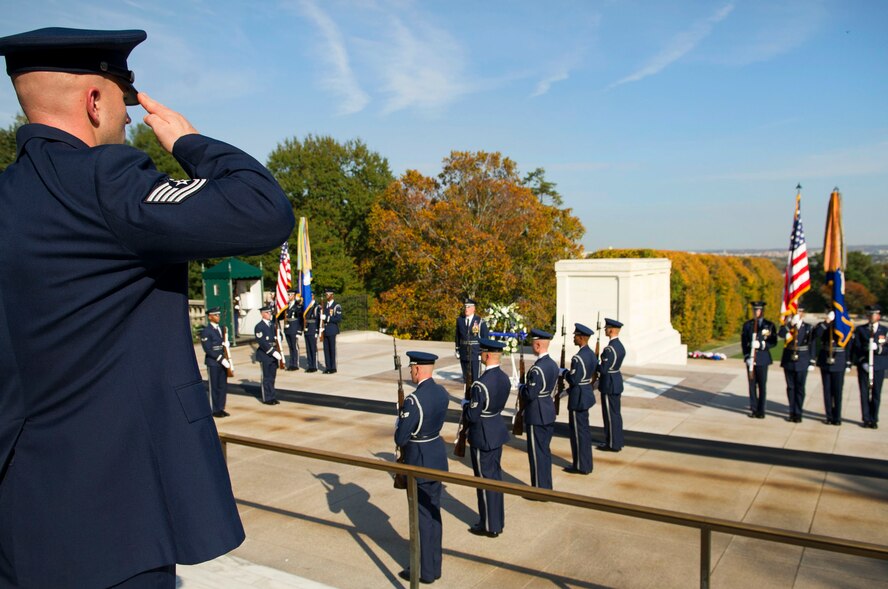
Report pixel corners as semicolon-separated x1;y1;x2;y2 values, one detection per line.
274;241;291;319
780;187;811;319
296;217;314;319
823;188;852;347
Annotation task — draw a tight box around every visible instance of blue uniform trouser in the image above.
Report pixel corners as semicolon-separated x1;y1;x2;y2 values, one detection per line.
416;479;443;581
857;368;884;424
470;445;504;533
783;369;807;419
459;352;480;383
747;365;768;415
285;332;300;369
260;360;277;402
207;363;228;412
601;394;624;450
304;331;318;370
820;369;844;423
323;332;337;370
568;409;593;473
526;423;553;489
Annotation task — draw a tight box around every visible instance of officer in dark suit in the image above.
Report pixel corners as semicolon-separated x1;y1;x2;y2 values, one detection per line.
463;338;511;537
741;301;778;418
455;298;489;383
812;310;850;425
597;318;626;452
563;323;598;473
322;287;342;373
395;351;449;584
255;305;282;405
303;296;321;372
777;309;813;422
200;307;231;417
520;328;559;489
851;304;887;428
0;28;294;588
284;289;303;371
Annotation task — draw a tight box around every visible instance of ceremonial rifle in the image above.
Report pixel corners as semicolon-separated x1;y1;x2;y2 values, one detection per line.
273;319;286;370
869;326;876;395
748;311;758;381
555;315;566;415
826;310;836;366
453;370;472;457
511;334;527;436
393;337;407;489
590;312;602;388
222;326;235;378
790;318;800;362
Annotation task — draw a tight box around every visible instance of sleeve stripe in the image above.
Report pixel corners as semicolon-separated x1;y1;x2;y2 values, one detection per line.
145;179;208;204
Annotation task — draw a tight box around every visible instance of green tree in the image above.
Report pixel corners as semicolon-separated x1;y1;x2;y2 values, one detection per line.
368;151;584;339
126;123;187;177
266;135;393;294
0;113;28;173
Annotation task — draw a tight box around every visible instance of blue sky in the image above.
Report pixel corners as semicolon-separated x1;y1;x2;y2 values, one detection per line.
1;0;886;252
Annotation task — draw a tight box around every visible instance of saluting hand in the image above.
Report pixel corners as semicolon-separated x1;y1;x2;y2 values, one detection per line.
138;92;199;153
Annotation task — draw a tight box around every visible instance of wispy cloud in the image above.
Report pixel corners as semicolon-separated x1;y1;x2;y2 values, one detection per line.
607;3;734;90
532;69;570;98
298;0;369;115
372;12;469;114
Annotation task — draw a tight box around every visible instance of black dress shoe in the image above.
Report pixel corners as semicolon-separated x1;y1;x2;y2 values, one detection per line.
822;418;834;425
747;412;757;419
562;466;590;475
329;369;337;373
212;411;227;418
286;367;297;371
873;422;879;429
322;369;331;374
398;569;434;584
596;444;611;451
263;399;280;405
306;368;317;373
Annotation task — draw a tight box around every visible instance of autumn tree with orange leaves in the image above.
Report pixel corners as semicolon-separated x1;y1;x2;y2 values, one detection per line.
368;151;584;339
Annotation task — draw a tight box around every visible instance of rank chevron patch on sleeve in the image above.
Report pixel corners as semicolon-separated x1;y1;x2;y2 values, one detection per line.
144;178;208;204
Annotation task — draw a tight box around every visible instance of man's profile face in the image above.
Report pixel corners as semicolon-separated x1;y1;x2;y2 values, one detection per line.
209;313;220;323
96;75;131;145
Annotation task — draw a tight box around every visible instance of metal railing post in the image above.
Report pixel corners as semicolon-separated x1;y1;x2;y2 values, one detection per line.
407;474;420;589
700;526;711;589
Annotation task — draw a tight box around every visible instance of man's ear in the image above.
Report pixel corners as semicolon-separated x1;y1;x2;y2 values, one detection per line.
86;86;101;127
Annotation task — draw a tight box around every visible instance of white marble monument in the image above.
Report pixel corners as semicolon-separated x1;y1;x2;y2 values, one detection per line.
553;258;687;366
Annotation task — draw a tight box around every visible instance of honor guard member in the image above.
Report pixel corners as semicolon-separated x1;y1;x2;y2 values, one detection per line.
0;28;294;588
463;338;511;537
455;298;489;383
255;305;282;405
597;319;626;452
741;301;778;418
322;287;342;373
851;304;887;428
563;323;598;473
395;351;449;584
201;307;231;417
284;289;303;371
520;328;559;489
812;310;850;425
777;309;813;422
303;296;321;372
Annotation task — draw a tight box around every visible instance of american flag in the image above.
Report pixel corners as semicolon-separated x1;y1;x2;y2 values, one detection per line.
780;189;811;318
274;241;291;319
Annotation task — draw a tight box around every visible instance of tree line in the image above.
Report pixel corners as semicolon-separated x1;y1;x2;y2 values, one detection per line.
2;115;883;346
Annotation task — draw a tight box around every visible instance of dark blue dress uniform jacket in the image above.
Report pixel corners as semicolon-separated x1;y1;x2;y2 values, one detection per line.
0;124;294;588
521;354;558;424
255;320;277;363
394;379;449;472
201;323;225;366
597;339;626;395
778;323;813;370
741;318;778;366
323;300;342;336
565;345;598;411
851;323;888;371
465;366;511;450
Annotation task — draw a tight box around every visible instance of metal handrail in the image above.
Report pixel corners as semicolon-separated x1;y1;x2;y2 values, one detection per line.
219;432;888;588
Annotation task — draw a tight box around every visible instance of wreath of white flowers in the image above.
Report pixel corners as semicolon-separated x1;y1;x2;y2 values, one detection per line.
485;302;527;355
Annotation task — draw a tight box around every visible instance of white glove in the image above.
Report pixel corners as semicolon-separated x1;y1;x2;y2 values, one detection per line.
272;351;283;361
807;364;815;372
454;350;460;360
862;363;870;372
745;357;753;368
221;358;231;369
759;340;767;350
844;364;851;373
826;311;835;322
791;315;801;327
221;338;230;348
869;341;878;351
761;328;770;337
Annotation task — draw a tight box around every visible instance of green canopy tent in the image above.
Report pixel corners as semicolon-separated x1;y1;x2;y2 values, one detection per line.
202;257;264;344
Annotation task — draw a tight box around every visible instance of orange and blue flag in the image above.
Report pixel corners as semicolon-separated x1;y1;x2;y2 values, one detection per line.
822;188;853;347
296;217;314;319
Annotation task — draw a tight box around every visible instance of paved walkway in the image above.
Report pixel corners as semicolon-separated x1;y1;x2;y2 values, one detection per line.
180;331;888;588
